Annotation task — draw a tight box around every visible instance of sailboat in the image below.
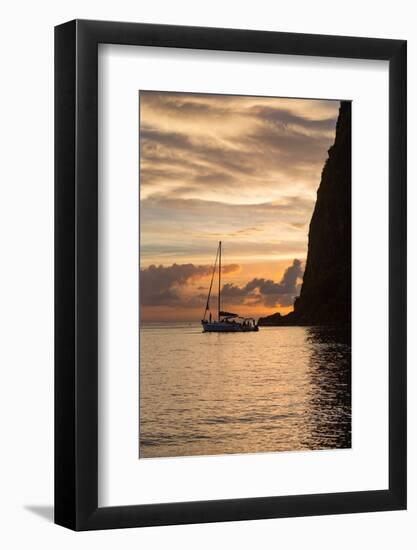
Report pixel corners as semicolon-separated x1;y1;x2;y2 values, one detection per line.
201;241;259;333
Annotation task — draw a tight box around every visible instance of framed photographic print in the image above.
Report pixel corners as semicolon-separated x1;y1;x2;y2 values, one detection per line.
55;20;406;530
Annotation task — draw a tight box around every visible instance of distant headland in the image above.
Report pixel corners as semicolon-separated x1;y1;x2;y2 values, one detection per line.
258;101;351;327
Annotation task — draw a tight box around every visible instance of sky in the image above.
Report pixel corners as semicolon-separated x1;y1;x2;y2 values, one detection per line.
139;91;340;322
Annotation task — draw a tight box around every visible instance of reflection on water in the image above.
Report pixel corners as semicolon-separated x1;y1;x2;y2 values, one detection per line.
139;323;351;458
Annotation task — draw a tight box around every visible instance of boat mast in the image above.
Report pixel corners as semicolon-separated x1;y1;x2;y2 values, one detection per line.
203;245;219;320
218;241;221;321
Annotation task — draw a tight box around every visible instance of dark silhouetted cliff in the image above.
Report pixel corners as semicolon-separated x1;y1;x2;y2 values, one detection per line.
259;101;351;326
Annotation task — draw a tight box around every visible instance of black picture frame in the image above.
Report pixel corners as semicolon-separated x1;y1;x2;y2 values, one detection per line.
55;19;407;531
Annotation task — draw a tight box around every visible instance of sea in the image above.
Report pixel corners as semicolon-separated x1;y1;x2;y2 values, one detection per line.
139;322;351;459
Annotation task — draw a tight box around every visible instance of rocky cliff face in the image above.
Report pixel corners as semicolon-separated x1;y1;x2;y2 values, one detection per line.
259;101;351;326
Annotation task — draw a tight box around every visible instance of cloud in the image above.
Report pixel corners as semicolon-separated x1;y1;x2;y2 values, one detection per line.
222;259;303;307
140;92;339;132
138;91;338;316
140;262;239;306
251;105;338;133
140;260;303;310
140;195;313;262
139;91;339;208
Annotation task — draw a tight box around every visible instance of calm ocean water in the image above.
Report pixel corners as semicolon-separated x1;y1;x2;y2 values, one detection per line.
139;323;351;458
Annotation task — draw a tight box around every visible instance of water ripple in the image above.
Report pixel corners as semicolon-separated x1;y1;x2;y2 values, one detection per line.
139;324;351;458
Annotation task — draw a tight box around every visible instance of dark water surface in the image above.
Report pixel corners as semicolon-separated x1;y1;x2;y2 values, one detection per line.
139;323;351;458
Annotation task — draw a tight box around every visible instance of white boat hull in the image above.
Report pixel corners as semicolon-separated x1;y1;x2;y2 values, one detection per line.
201;321;258;333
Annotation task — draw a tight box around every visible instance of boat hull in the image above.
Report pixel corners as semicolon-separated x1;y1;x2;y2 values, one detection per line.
201;321;258;332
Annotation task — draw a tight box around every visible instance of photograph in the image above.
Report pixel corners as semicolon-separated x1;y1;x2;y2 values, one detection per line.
138;91;351;459
0;2;409;542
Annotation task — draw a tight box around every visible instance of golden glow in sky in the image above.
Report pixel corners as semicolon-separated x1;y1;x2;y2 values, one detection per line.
139;91;340;321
